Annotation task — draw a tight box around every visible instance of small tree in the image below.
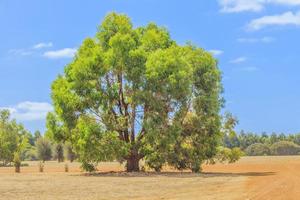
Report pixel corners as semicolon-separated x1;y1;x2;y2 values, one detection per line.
36;137;52;162
33;130;42;145
0;109;29;167
13;153;21;173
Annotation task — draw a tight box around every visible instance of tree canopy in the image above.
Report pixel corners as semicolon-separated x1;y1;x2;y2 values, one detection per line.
0;109;28;166
49;12;228;172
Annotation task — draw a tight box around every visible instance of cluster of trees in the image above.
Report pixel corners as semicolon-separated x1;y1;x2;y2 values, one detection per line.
46;12;241;173
0;109;76;170
223;131;300;156
0;110;28;168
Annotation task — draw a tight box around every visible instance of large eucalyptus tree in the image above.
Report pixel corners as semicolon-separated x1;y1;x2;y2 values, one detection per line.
49;12;224;172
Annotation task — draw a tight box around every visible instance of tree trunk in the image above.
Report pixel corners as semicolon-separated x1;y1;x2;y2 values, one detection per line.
15;164;20;173
126;150;140;172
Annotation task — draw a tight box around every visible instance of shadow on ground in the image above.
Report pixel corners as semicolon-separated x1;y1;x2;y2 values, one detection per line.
74;171;276;178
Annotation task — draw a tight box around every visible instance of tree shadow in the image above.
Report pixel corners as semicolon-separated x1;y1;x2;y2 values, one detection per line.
73;171;276;178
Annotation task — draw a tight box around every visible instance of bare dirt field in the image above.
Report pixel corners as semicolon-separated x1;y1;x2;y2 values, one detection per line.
0;156;300;200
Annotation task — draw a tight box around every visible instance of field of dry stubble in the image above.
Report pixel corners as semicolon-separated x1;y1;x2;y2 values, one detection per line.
1;156;300;200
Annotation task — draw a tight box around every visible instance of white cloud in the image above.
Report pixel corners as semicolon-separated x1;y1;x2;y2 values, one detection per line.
209;49;224;56
0;102;53;121
247;11;300;30
230;56;247;63
33;42;53;49
43;48;77;59
8;42;53;56
218;0;300;13
268;0;300;6
237;36;275;43
218;0;265;13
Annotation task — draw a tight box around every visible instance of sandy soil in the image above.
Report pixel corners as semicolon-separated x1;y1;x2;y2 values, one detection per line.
203;156;300;200
0;156;299;200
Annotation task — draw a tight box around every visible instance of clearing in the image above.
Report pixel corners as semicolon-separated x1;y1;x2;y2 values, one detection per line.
0;156;300;200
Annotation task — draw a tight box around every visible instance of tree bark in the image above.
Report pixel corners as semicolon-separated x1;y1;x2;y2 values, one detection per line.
126;149;140;172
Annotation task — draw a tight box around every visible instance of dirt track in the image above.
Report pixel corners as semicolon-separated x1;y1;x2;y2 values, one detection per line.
203;156;300;200
0;156;300;200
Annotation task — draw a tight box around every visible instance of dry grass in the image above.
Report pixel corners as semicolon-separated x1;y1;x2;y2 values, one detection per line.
1;156;300;200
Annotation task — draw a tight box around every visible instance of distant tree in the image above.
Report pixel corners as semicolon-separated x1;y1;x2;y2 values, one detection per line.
260;132;269;144
246;143;270;156
49;12;227;172
292;134;300;145
36;137;52;162
26;132;35;146
65;143;76;162
223;135;240;149
22;146;37;161
238;131;261;150
278;133;286;141
54;143;64;162
33;130;41;144
269;132;279;144
0;109;29;166
270;141;300;155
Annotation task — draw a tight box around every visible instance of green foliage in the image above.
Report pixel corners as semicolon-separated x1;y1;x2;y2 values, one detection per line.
224;131;300;156
22;146;37;161
81;161;97;172
33;130;41;144
270;141;300;155
212;147;243;164
0;109;29;166
46;112;67;142
50;12;224;172
36;137;52;162
246;143;270;156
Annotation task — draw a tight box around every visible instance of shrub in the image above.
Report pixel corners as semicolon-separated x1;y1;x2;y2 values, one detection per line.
210;147;243;164
36;137;52;162
246;143;270;156
81;161;96;172
270;141;300;155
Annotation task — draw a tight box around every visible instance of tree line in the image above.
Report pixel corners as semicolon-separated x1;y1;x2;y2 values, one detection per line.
223;131;300;156
0;110;76;170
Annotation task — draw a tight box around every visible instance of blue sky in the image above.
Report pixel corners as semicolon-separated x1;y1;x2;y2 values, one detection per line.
1;0;300;134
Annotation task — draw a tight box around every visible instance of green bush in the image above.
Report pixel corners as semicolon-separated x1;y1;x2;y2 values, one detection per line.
246;143;270;156
270;141;300;155
36;137;52;162
211;147;243;164
81;161;96;172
